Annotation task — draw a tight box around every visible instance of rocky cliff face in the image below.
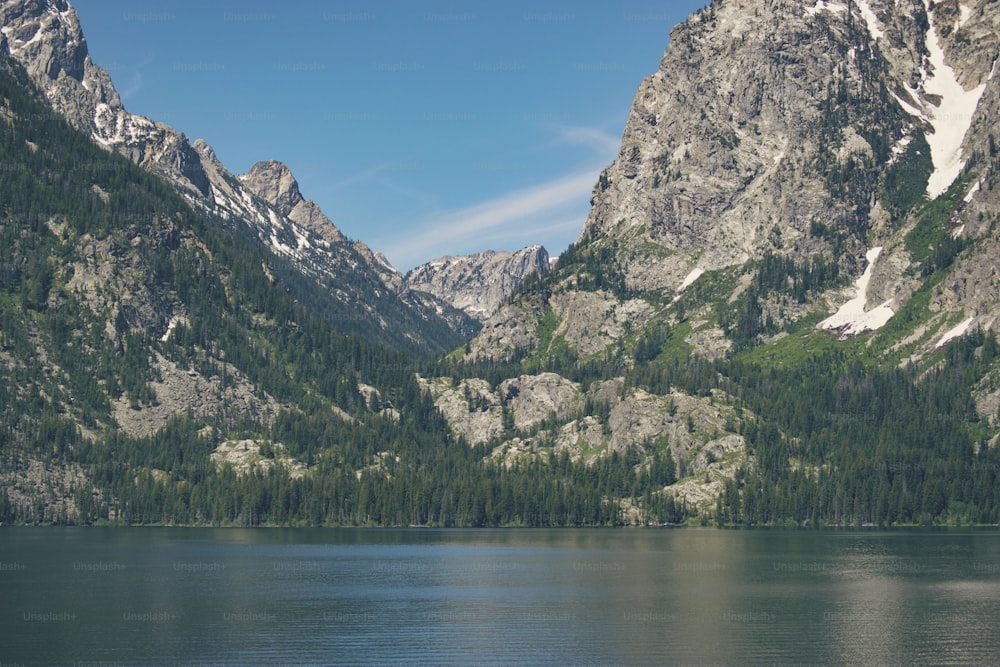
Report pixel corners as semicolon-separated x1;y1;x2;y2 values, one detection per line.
584;0;993;269
419;371;751;512
0;0;473;354
583;0;897;285
405;245;550;321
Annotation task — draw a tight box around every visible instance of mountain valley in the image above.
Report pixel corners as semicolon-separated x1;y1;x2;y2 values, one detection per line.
2;0;1000;526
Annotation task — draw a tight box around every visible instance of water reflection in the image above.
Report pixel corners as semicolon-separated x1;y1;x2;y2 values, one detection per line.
1;528;999;665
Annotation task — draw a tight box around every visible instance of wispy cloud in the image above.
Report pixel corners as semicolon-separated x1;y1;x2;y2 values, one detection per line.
380;166;601;269
473;216;584;246
323;159;441;213
428;169;596;237
375;123;623;269
548;124;622;157
119;70;143;99
116;54;154;100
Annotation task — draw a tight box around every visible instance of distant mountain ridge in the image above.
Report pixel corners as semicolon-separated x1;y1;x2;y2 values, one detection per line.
404;245;550;321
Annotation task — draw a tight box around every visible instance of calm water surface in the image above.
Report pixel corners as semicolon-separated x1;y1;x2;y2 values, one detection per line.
1;527;999;665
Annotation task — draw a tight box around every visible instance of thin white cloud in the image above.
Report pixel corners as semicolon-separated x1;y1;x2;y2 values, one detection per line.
321;159;441;214
327;159;415;191
380;166;601;269
117;54;153;100
549;124;622;156
374;122;624;268
119;70;143;99
432;169;596;236
475;216;584;245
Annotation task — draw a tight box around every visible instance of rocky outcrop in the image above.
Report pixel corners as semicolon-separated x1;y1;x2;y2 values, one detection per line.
210;439;308;479
112;353;283;439
548;290;654;358
419;377;506;446
606;387;736;458
499;372;585;432
465;300;545;361
421;368;750;510
418;372;584;446
405;245;550;321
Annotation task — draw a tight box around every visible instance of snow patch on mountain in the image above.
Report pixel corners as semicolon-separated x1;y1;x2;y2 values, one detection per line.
160;315;182;343
678;268;705;292
805;0;847;17
856;0;884;41
670;268;706;305
964;180;981;203
922;0;988;199
819;247;895;336
957;4;973;30
936;317;975;348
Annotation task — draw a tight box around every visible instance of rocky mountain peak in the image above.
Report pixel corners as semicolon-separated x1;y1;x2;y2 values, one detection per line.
1;0;121;123
1;0;85;81
405;245;550;321
241;160;304;216
569;0;996;294
2;0;211;196
238;160;346;246
465;0;1000;364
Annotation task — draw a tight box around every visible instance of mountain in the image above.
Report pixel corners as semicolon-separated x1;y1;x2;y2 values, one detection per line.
427;0;1000;522
0;51;411;517
404;245;550;321
0;0;473;356
0;0;210;196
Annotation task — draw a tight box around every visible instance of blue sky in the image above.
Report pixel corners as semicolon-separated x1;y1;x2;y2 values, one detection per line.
72;0;705;271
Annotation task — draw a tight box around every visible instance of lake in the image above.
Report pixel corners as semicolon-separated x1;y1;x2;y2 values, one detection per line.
1;527;999;665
